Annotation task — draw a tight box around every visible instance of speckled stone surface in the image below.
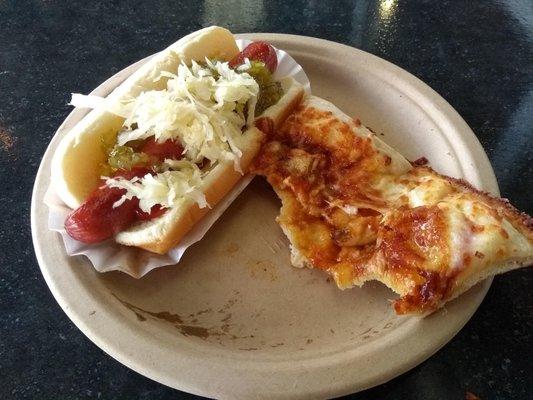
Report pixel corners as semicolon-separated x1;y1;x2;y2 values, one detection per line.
1;0;531;399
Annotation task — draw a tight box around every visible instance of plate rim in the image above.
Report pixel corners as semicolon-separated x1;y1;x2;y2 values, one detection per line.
32;33;495;399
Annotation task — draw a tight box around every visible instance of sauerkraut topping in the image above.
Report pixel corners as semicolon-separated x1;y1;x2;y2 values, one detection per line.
117;60;259;167
105;159;207;213
70;58;281;212
71;59;260;168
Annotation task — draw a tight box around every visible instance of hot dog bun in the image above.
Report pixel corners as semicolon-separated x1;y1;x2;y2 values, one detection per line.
52;26;305;254
52;26;240;210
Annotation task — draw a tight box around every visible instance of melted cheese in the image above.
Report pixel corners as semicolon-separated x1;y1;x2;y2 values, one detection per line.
253;97;533;315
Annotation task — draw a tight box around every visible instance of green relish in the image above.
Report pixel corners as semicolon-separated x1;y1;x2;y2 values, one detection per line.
245;61;283;115
206;59;282;115
101;136;151;176
107;145;151;171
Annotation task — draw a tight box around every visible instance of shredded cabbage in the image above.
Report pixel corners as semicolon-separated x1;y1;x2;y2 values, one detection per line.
69;93;133;119
104;160;207;213
71;59;259;169
71;58;260;213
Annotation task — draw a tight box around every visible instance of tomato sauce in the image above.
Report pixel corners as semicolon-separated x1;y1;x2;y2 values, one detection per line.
253;100;465;313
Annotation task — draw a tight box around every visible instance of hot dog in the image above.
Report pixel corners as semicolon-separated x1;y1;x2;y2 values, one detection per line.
51;26;304;254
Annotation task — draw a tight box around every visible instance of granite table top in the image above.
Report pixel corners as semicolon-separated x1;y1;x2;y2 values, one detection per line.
1;1;531;399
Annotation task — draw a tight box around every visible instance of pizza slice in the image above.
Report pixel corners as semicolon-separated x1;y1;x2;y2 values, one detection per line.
252;96;533;315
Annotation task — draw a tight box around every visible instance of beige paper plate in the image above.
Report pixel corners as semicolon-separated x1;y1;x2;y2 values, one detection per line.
32;34;497;399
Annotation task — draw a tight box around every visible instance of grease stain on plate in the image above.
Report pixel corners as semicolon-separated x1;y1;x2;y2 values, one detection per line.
112;293;250;340
224;242;240;254
246;259;279;281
